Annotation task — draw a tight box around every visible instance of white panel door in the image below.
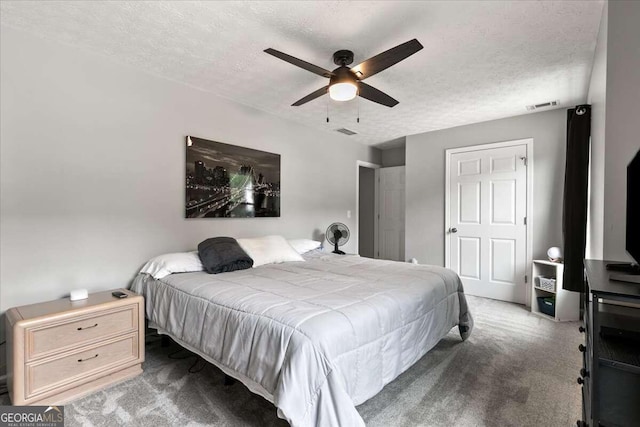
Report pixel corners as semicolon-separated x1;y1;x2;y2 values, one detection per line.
449;145;527;303
378;166;405;261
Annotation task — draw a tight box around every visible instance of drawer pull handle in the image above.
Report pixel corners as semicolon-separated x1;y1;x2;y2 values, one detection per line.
78;354;99;363
77;323;98;331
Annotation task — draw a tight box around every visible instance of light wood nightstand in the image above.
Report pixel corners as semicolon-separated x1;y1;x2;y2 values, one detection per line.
5;289;144;405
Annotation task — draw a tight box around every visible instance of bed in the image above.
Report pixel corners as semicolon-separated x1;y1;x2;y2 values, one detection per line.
131;250;473;426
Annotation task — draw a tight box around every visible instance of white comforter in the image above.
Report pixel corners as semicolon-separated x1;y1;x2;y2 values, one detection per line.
131;253;473;426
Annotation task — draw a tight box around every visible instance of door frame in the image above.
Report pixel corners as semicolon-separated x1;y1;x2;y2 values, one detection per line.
444;138;534;306
356;160;381;258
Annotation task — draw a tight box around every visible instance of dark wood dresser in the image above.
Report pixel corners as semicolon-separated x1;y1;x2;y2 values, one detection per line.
579;260;640;426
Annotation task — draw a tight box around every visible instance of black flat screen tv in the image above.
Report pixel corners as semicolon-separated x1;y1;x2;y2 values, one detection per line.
610;149;640;283
627;149;640;265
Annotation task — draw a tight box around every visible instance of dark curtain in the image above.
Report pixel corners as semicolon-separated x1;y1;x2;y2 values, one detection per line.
563;105;591;292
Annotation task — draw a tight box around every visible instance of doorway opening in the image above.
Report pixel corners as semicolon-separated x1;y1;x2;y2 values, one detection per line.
356;161;380;258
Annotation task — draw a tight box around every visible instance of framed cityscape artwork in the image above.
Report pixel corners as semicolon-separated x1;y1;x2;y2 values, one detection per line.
185;136;281;218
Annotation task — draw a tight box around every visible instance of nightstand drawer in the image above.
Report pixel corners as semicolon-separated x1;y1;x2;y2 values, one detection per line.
26;333;139;398
27;305;138;360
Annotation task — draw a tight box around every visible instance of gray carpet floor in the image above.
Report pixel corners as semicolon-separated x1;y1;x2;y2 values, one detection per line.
1;295;583;426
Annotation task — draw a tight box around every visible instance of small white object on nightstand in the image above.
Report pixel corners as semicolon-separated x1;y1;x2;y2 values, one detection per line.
547;247;563;262
70;288;88;301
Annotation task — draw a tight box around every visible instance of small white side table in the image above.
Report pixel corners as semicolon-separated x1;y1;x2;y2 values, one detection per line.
531;260;580;321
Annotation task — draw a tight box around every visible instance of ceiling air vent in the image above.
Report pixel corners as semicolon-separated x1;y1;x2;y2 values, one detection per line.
526;100;559;111
336;128;357;136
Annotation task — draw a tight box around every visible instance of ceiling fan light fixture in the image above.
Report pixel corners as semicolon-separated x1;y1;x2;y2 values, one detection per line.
329;82;358;101
265;39;422;107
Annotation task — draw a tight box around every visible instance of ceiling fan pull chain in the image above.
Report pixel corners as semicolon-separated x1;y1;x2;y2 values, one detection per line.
357;96;360;123
326;97;330;123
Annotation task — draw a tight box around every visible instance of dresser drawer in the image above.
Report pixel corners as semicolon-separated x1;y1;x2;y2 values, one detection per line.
27;305;138;360
26;333;139;399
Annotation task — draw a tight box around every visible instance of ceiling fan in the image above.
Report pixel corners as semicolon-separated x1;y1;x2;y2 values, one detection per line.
264;39;423;108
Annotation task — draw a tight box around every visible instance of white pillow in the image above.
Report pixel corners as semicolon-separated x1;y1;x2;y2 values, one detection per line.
237;235;304;267
287;239;322;254
140;251;203;279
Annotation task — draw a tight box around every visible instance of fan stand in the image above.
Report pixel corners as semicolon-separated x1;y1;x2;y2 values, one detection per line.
332;229;346;255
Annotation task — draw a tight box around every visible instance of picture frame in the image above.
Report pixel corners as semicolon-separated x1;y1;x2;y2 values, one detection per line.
185;136;281;218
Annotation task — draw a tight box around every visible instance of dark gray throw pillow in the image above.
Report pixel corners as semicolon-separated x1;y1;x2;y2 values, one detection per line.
197;237;253;274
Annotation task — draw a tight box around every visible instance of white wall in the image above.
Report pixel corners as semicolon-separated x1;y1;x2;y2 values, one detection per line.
405;109;567;267
380;146;406;167
0;26;380;316
602;0;640;261
586;1;607;260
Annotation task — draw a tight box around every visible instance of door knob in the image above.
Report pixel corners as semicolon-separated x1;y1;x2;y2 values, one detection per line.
450;227;458;233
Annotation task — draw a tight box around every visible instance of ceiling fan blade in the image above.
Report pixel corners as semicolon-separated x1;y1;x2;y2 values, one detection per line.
351;39;423;80
292;86;329;106
358;82;399;107
264;48;334;78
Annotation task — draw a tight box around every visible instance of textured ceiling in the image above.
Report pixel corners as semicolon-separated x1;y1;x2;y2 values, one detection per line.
0;1;604;147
